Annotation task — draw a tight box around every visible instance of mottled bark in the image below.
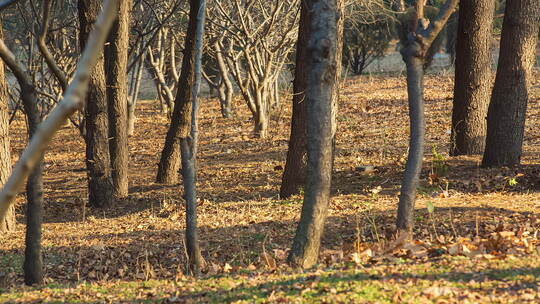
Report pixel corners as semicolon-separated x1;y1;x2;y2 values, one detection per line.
482;0;540;167
288;0;343;269
105;0;131;197
78;0;114;207
0;25;12;233
450;0;495;156
280;2;310;199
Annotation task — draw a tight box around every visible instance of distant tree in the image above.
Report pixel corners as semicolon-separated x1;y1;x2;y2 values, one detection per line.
287;0;343;269
450;0;495;156
396;0;458;235
78;0;115;207
482;0;540;167
105;0;132;198
0;0;118;285
342;0;395;75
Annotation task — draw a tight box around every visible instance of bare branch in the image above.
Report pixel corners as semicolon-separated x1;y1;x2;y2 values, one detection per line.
0;0;119;224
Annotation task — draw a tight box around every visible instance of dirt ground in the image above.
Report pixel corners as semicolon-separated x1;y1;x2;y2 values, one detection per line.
1;69;540;303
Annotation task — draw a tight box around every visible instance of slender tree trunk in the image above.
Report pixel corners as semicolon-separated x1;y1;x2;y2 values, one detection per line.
450;0;495;156
78;0;114;207
288;0;343;269
396;52;425;233
105;0;131;197
0;25;13;233
20;85;44;286
128;53;144;136
482;0;540;167
280;2;310;199
395;0;459;234
177;0;206;275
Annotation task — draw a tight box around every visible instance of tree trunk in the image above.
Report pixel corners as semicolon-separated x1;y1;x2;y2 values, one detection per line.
450;0;495;156
396;51;425;234
78;0;114;207
127;53;144;136
179;0;206;275
156;0;199;184
105;0;131;197
0;27;13;233
287;0;343;269
20;85;44;286
280;2;310;199
395;0;459;234
482;0;540;167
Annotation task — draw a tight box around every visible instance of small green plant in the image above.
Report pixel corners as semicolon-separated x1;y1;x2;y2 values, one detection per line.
431;145;449;178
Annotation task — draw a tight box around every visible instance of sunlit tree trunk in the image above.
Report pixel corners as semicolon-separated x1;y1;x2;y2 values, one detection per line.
288;0;343;269
450;0;495;156
78;0;114;207
482;0;540;167
105;0;132;197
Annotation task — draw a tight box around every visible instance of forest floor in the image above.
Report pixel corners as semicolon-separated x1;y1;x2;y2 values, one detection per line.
1;70;540;303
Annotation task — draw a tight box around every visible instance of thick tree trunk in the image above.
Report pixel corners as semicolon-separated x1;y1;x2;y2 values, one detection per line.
280;3;310;199
78;0;114;207
0;28;13;233
450;0;495;156
105;0;131;197
288;0;343;269
482;0;540;167
156;0;199;184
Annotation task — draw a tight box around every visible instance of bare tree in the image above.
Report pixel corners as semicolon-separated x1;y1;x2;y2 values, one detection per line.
482;0;540;167
287;0;343;269
0;2;118;277
208;0;300;138
396;0;458;235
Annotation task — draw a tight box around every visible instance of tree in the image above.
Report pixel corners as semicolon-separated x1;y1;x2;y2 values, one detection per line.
279;0;310;199
0;0;118;284
78;0;115;207
0;23;13;233
395;0;458;235
207;0;300;138
449;0;495;156
105;0;132;198
0;21;45;286
482;0;540;167
342;0;395;75
181;0;206;275
287;0;343;269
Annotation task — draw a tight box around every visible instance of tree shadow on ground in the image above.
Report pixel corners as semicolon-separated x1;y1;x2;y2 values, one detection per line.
2;205;538;289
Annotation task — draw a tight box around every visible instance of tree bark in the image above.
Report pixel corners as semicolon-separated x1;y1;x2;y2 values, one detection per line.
0;24;13;233
280;2;310;199
396;0;458;234
287;0;343;269
482;0;540;167
105;0;131;197
156;2;199;184
78;0;114;207
450;0;495;156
